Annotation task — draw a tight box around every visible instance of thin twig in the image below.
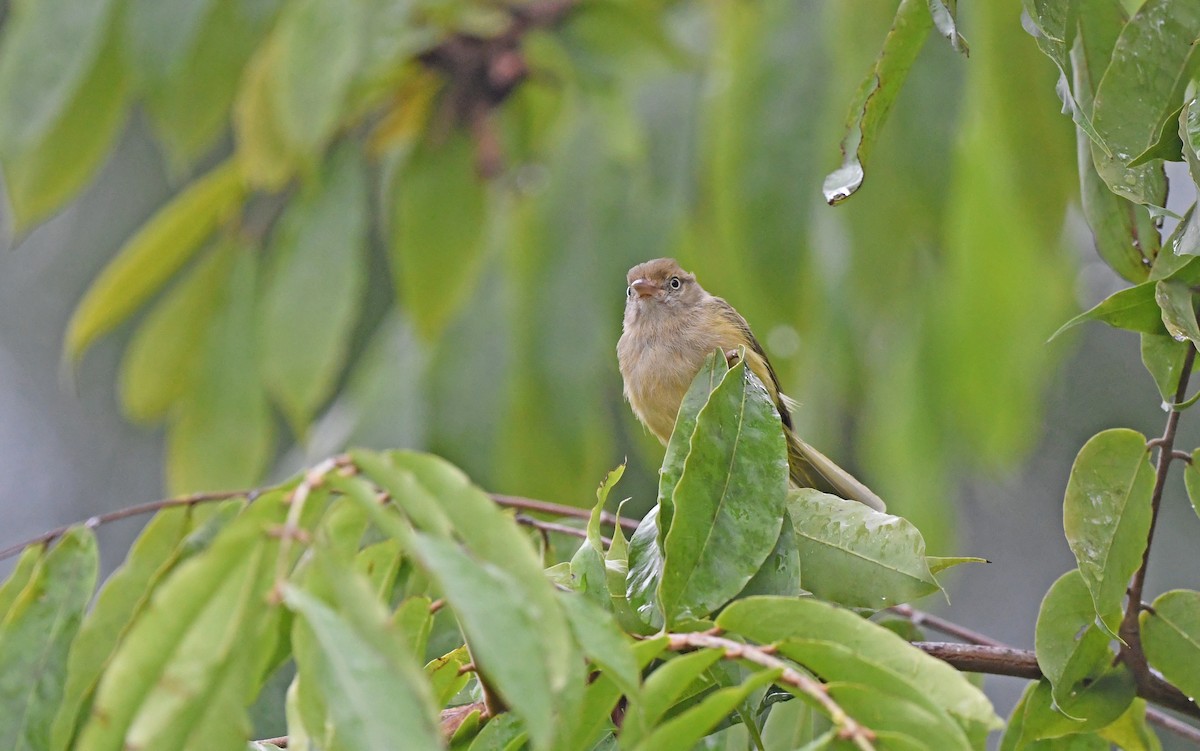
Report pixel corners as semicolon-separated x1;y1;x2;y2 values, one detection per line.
513;513;610;546
666;631;876;751
491;493;638;532
1120;346;1196;687
887;605;1003;647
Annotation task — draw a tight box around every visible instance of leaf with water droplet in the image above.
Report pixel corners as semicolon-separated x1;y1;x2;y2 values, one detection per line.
1063;429;1154;639
1155;279;1200;347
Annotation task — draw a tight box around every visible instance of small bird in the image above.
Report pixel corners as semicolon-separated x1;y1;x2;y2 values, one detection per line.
617;258;884;511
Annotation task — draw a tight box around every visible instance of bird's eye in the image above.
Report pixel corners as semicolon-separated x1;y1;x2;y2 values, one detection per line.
626;285;634;298
668;277;682;290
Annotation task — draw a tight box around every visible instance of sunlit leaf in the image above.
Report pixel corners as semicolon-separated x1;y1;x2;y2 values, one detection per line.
1062;428;1154;637
823;0;933;204
0;528;97;751
64;158;246;360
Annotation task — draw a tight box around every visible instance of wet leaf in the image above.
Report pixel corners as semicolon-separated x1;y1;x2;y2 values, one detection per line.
823;0;933;204
927;0;968;56
1034;570;1123;719
1062;429;1154;637
1155;279;1200;347
1140;333;1190;402
1019;673;1135;741
625;506;664;633
1049;282;1163;341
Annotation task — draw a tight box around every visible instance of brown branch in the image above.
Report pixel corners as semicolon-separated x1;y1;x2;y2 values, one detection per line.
491;493;638;532
1120;345;1196;687
666;631;876;751
513;513;610;546
887;605;1003;647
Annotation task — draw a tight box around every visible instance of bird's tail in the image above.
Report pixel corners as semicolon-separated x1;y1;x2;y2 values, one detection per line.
786;429;887;512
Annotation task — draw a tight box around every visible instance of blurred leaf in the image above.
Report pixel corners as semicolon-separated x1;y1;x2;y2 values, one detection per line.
424;645;470;707
925;556;986;575
1091;0;1200;205
1098;699;1161;751
927;0;968;56
271;0;363;159
466;712;525;751
1154;279;1200;347
717;597;1001;732
390;129;490;340
167;247;274;494
124;0;219;89
823;0;933;204
50;506;202;750
118;242;236;423
0;528;97;751
2;16;126;230
630;668;781;751
621;648;724;746
657;351;727;539
258;144;368;432
1140;333;1190;402
285;574;442;750
1034;570;1124;720
355;540;406;603
824;683;967;751
0;545;43;618
1141;589;1200;699
557;591;640;699
234;35;296;189
1062;428;1154;638
64;158;246;361
140;0;280;167
1050;282;1164;340
787;489;940;609
659;358;789;625
73;493;286;749
1022;0;1107;151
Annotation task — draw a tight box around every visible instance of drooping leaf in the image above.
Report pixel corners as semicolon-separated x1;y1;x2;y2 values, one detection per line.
64;158;246;360
824;682;968;751
823;0;933;204
1034;570;1126;720
258;144;368;432
1049;282;1163;341
658;358;789;625
118;241;236;423
166;247;274;494
1062;429;1155;637
717;597;1001;732
123;0;220;90
390;129;491;339
1091;0;1200;205
0;528;98;751
1141;589;1200;700
787;489;941;609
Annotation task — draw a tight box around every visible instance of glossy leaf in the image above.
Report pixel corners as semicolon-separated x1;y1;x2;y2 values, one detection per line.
1091;0;1200;205
1034;570;1123;718
625;506;664;632
73;493;286;749
825;683;967;751
1141;589;1200;699
925;556;987;575
166;248;274;494
258;144;368;431
735;508;802;599
1154;279;1200;347
390;129;490;339
64;158;246;360
823;0;932;204
1062;428;1155;637
118;241;236;423
1049;282;1163;341
1184;86;1200;189
787;489;940;609
0;528;98;751
717;597;1001;731
285;579;442;751
657;351;726;538
659;358;789;625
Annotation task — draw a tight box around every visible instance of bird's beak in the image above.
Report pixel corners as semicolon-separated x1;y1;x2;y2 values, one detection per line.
630;278;658;299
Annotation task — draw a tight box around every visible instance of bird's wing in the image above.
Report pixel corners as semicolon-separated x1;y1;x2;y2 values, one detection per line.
788;435;887;512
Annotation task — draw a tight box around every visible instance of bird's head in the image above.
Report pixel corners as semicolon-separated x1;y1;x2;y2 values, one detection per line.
624;258;703;320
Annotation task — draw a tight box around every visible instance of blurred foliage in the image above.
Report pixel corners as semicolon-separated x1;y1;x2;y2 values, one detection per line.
0;0;1107;556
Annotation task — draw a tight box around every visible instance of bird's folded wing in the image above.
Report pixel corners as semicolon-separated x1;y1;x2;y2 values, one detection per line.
790;437;887;512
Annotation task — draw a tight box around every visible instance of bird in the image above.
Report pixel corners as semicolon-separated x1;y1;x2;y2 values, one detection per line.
616;257;885;511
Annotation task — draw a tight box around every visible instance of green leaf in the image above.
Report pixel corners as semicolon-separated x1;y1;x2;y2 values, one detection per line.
1049;282;1163;341
717;597;1001;732
1091;0;1200;205
118;241;236;423
1023;0;1109;154
824;682;967;751
658;357;789;625
166;247;274;493
621;648;724;746
1140;333;1191;403
630;668;781;751
1141;589;1200;699
557;591;640;699
657;351;727;539
1034;570;1125;720
2;15;127;230
258;144;368;432
787;489;941;609
624;506;664;633
822;0;933;204
424;646;470;707
1186;450;1200;520
925;556;987;576
391;129;491;339
50;505;200;751
1154;279;1200;347
123;0;219;91
1062;428;1155;637
271;0;363;158
1184;85;1200;189
0;0;118;155
0;528;98;751
285;572;442;750
1127;102;1185;167
927;0;968;56
1018;674;1135;742
73;493;287;750
1098;699;1162;751
233;35;296;189
0;545;43;619
735;508;802;599
64;158;246;360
